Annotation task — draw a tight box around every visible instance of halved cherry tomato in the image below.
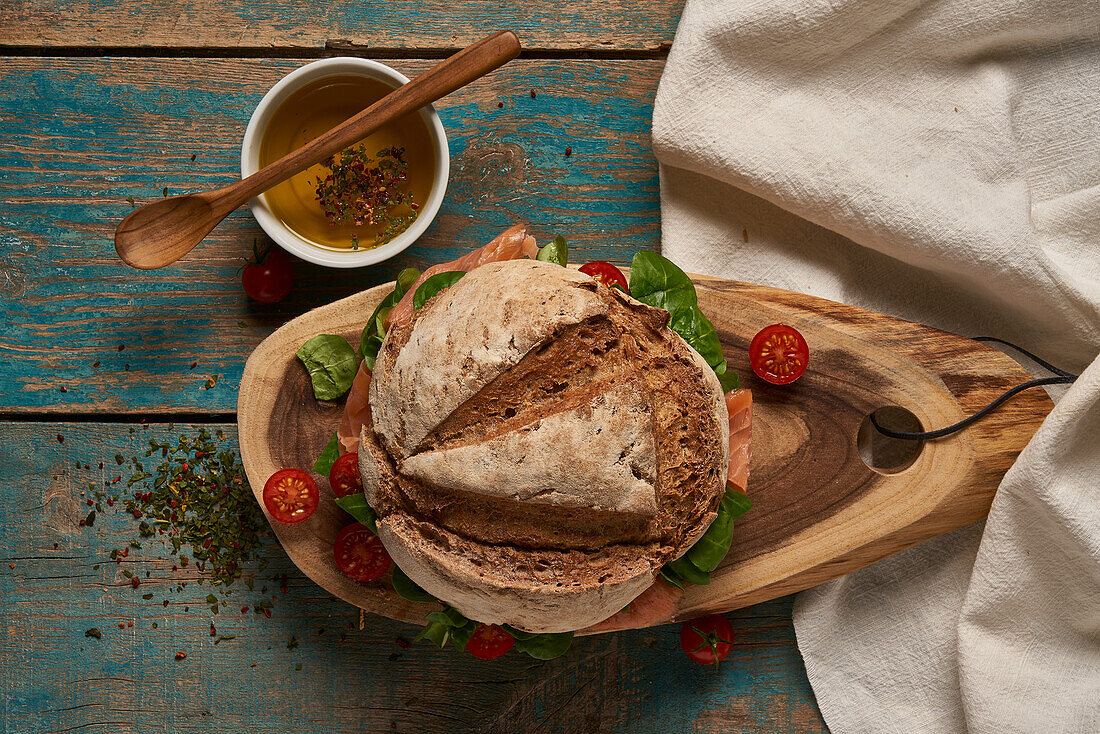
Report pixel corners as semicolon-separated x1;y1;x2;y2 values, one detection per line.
579;260;628;290
333;524;392;582
329;452;362;498
465;623;515;660
749;323;809;385
262;468;319;524
680;614;734;666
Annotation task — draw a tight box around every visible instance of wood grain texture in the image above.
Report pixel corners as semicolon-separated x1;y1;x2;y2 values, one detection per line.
236;273;1051;630
0;57;661;414
1;1;682;50
0;421;825;734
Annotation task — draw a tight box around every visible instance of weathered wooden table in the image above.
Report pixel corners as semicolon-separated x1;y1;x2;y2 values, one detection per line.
0;5;827;732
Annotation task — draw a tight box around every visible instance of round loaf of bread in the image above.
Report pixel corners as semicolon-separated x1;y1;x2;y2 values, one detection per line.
359;259;729;632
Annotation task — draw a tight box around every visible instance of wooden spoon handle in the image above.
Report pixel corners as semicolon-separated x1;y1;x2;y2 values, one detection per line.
218;30;522;211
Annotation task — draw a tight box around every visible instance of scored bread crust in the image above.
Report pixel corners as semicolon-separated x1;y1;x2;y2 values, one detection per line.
361;259;729;632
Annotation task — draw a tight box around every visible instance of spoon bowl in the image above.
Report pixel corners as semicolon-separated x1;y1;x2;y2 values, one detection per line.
115;193;222;270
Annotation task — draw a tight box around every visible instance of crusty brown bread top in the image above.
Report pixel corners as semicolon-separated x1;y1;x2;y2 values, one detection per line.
362;259;729;632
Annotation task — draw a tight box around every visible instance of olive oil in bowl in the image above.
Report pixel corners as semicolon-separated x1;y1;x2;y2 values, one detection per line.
257;74;437;252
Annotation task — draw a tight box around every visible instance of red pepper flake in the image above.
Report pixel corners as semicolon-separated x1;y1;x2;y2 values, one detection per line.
57;434;64;443
59;386;67;393
132;509;142;519
530;89;536;98
106;498;114;507
53;543;58;549
127;621;133;628
241;606;249;614
121;547;129;557
87;499;94;507
565;146;572;157
497;101;504;108
190;154;197;162
163;600;169;607
396;636;411;649
175;652;187;660
118;621;125;629
264;609;272;618
8;563;13;569
131;577;140;588
209;624;217;637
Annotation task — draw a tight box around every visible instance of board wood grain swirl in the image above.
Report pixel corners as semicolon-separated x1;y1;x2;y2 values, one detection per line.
236;274;1051;631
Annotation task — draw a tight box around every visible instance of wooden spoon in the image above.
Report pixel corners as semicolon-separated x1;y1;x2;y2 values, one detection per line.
115;31;522;270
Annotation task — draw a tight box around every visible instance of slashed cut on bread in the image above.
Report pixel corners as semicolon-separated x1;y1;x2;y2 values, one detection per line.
360;259;729;633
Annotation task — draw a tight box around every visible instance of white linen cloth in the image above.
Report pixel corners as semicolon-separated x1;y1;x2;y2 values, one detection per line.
652;1;1100;731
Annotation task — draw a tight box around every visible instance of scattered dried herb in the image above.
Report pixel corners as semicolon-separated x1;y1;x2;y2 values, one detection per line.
118;428;267;589
85;628;101;639
287;635;298;650
126;196;136;207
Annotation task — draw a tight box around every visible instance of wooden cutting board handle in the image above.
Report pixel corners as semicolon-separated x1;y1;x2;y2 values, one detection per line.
237;274;1052;631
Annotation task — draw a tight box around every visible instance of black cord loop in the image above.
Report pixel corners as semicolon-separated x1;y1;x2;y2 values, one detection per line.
870;337;1079;441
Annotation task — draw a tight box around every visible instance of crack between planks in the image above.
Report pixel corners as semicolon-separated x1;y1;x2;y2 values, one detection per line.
0;44;670;60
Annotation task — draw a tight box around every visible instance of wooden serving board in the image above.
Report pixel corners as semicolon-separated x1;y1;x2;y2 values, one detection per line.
237;273;1052;632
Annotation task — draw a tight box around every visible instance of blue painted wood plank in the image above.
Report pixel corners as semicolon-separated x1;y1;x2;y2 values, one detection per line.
0;58;661;414
0;421;826;732
1;1;683;50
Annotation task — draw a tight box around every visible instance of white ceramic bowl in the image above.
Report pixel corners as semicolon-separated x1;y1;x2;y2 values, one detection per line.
241;57;449;268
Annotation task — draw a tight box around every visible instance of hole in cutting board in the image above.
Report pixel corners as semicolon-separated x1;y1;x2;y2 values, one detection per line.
857;406;924;474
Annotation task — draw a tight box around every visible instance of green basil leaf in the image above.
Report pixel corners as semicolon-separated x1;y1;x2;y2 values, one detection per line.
413;271;466;311
670;305;725;370
513;631;574;660
391;564;436;603
360;333;384;371
333;494;377;534
312;432;340;475
716;364;740;393
724;485;754;519
296;334;358;401
415;620;451;648
449;621;478;651
395;267;421;296
357;268;419;362
658;568;685;591
628;251;698;315
686;495;736;573
425;607;469;629
666;555;711;586
537;235;568;266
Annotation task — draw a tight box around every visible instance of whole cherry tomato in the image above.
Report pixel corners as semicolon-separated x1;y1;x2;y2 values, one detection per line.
333;524;392;582
579;260;628;290
465;624;515;660
749;323;809;385
262;468;319;524
329;453;362;498
242;243;293;303
680;614;735;666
